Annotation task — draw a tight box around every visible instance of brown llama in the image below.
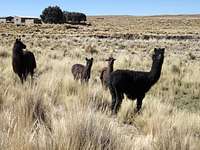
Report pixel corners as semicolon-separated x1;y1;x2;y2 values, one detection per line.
100;57;116;89
71;57;93;83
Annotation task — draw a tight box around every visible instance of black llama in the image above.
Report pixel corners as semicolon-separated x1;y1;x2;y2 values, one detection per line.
12;39;37;83
71;57;93;83
108;48;165;114
100;57;116;89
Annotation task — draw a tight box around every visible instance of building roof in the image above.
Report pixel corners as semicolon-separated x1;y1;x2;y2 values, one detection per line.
14;16;40;19
0;16;13;19
0;17;7;19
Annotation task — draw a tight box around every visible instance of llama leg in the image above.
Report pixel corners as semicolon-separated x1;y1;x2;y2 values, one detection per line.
114;96;123;114
31;70;34;80
18;73;23;84
111;93;116;112
113;92;123;114
74;74;80;81
30;70;35;85
80;79;84;84
101;80;104;87
109;86;117;112
104;81;109;90
83;77;89;84
136;95;145;112
23;73;27;81
74;75;77;80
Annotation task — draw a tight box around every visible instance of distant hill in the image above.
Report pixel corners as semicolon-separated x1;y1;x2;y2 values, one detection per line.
88;14;200;18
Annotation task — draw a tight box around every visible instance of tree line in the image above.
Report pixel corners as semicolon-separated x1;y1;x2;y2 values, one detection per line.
40;6;87;24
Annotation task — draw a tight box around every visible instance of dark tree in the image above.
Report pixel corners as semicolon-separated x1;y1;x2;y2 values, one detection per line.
40;6;65;24
64;11;87;24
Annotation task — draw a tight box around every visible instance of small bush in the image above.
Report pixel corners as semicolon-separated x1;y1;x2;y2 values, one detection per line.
188;52;196;60
171;65;180;74
85;44;98;54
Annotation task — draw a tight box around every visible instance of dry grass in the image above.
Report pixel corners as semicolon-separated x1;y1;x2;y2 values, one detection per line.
0;15;200;150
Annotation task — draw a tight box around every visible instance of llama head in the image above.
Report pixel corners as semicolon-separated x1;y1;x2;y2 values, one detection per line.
85;57;93;67
105;57;116;65
15;38;26;49
152;48;165;61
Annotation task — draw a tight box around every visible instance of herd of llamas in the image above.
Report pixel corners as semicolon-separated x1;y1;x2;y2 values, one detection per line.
12;38;165;114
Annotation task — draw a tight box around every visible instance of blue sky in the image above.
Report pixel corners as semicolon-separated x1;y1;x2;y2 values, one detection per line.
0;0;200;17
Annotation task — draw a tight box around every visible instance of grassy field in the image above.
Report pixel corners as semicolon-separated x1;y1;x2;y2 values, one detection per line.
0;15;200;149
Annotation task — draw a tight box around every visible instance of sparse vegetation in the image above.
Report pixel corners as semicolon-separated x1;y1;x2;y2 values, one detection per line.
0;15;200;149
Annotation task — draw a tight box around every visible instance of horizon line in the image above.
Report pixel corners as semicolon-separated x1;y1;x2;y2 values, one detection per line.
1;13;200;18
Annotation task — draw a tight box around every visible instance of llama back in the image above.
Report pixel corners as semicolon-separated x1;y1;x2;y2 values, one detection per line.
109;70;151;93
111;69;149;79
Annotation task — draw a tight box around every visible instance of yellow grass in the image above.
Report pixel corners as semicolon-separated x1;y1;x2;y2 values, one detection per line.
0;15;200;149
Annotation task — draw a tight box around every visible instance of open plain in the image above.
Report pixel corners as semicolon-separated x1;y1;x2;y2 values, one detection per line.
0;15;200;149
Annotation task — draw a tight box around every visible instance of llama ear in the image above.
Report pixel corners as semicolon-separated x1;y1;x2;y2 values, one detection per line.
85;57;88;61
91;57;93;61
154;48;157;53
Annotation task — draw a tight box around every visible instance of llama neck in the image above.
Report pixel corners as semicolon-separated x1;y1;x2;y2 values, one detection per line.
148;59;163;85
13;45;23;55
107;63;114;74
84;64;92;77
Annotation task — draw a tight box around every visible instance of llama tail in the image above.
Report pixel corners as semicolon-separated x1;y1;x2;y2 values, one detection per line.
33;55;36;69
